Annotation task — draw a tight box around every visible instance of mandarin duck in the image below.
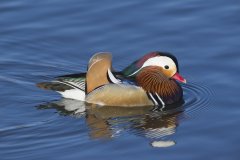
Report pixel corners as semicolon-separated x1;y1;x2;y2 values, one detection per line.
37;51;186;107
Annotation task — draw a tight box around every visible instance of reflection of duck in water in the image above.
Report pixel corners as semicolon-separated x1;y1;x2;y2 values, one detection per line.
37;51;186;108
86;105;182;143
37;99;184;147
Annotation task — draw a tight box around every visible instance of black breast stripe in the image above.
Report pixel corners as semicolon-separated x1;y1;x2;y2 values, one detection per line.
152;94;163;106
155;93;165;106
147;92;159;106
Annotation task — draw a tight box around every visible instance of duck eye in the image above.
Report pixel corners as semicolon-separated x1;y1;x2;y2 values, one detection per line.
164;65;169;69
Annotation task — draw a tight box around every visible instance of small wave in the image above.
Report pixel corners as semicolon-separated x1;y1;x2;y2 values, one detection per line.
182;81;214;116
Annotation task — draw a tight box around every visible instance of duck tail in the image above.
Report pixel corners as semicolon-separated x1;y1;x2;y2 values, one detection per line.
36;81;74;92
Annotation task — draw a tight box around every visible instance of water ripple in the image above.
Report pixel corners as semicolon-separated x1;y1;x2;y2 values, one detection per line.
182;81;214;116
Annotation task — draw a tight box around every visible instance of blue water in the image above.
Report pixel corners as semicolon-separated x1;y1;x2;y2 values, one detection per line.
1;0;240;159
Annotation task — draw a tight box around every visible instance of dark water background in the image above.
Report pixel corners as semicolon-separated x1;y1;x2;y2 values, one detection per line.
1;0;240;159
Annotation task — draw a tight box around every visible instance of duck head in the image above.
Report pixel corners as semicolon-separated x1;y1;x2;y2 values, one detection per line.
123;51;186;83
122;51;186;104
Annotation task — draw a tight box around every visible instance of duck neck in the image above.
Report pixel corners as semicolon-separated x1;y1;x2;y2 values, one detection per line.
136;68;183;104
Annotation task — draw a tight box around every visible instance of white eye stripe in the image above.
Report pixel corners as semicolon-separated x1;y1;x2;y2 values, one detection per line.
142;56;176;69
128;56;177;77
